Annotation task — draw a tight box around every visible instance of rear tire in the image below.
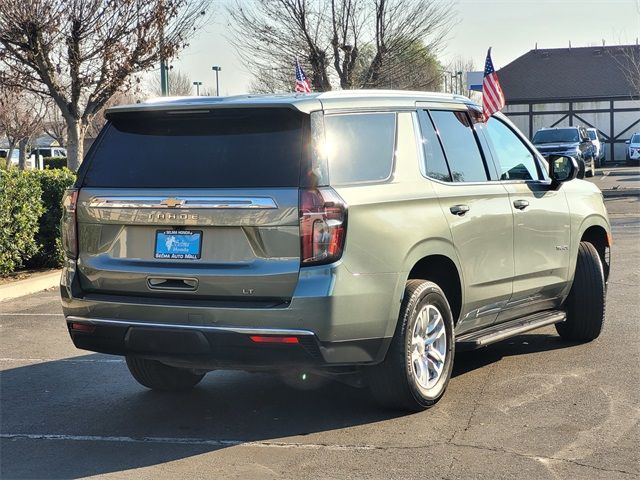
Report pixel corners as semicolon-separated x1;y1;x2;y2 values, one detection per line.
126;356;205;391
367;280;454;411
577;157;586;179
556;242;606;342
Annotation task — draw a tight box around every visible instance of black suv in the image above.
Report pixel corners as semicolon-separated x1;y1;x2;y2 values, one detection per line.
532;127;596;177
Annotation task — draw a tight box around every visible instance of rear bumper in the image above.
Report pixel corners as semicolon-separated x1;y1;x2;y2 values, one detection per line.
65;316;390;368
60;261;400;367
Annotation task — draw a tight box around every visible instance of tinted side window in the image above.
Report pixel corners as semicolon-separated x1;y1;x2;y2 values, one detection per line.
485;118;540;181
429;110;487;182
324;113;396;185
417;111;450;181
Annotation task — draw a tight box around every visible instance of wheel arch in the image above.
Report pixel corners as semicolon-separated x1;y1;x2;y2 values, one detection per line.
572;214;611;283
407;255;463;325
580;224;611;281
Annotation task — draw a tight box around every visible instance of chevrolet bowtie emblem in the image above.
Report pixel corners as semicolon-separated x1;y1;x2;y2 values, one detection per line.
160;197;185;208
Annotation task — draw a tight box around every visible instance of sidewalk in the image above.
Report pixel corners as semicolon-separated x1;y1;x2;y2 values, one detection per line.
589;165;640;197
0;270;61;303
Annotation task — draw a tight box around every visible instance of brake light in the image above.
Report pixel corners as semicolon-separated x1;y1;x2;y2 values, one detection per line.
61;188;79;260
299;188;347;266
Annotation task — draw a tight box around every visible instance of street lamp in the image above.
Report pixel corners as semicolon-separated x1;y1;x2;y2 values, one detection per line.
212;65;222;96
450;73;457;94
193;81;203;96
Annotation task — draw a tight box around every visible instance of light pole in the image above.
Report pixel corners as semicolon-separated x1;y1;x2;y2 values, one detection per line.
193;81;202;96
212;66;222;96
159;0;168;96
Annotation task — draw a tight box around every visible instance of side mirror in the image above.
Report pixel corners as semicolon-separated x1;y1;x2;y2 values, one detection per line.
626;140;631;144
548;155;579;187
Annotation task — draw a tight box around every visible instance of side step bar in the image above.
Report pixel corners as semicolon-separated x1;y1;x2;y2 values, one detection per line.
456;310;566;351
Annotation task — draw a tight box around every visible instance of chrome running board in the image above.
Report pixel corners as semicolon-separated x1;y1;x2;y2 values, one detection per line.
456;310;566;350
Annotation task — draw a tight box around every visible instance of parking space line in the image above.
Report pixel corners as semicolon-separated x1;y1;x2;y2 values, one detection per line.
0;433;379;451
0;358;124;363
0;313;64;316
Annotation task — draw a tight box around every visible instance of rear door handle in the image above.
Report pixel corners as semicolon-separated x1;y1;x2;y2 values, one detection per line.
513;200;530;210
449;204;470;216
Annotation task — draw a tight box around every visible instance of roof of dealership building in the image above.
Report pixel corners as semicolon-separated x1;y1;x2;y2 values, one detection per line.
498;44;640;103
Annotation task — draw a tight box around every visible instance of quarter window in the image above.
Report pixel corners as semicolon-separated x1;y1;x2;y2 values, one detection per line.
485;118;540;181
429;110;487;182
324;113;396;185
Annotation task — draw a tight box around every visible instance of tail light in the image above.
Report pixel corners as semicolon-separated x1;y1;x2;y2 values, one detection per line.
299;188;347;266
61;188;79;260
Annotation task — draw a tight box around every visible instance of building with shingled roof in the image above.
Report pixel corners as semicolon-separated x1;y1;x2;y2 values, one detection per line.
499;44;640;162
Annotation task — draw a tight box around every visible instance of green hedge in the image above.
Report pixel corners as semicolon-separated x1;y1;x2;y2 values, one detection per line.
0;168;76;274
44;157;68;169
0;170;45;274
26;168;77;268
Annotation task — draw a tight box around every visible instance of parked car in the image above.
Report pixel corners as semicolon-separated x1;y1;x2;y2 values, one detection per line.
60;92;611;411
30;147;67;158
586;128;606;167
0;149;34;168
532;126;596;177
626;133;640;164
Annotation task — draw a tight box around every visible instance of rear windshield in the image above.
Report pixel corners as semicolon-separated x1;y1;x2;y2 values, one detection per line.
532;128;579;144
81;108;307;188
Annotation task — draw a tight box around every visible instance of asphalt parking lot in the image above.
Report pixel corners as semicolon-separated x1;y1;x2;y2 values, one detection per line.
1;196;638;480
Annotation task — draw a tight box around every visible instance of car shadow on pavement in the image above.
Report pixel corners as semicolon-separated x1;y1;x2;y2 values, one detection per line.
1;333;580;479
0;354;400;479
453;332;580;378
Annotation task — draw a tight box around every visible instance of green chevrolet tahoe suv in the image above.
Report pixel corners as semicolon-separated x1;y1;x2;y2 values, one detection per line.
60;91;611;411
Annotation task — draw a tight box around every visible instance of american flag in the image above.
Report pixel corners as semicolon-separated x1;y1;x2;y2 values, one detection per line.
482;48;505;120
295;59;311;93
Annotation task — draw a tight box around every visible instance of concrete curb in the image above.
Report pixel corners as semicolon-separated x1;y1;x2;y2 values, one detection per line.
0;270;61;303
602;189;640;198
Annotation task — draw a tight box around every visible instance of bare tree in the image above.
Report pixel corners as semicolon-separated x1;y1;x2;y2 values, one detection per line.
229;0;455;93
0;86;45;169
86;91;142;140
147;69;194;97
42;100;67;147
444;56;476;95
0;0;211;171
610;45;640;97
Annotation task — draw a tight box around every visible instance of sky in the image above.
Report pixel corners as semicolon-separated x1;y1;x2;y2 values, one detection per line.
165;0;640;96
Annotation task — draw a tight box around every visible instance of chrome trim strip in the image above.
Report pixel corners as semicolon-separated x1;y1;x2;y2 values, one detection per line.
66;316;315;337
415;101;468;111
87;196;278;210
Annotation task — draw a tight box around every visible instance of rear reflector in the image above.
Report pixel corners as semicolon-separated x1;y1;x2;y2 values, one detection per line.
70;323;96;333
249;335;299;344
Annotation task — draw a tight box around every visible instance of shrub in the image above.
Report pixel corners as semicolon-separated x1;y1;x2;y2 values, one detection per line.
43;157;68;169
0;169;45;274
25;168;77;269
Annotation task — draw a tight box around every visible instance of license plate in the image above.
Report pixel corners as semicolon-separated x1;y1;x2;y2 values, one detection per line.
155;230;202;260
